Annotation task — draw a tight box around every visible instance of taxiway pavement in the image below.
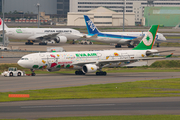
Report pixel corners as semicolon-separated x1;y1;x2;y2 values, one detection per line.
0;72;180;92
0;97;180;119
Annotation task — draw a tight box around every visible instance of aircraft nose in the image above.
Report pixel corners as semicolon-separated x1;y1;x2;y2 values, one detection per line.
17;59;27;68
17;59;23;67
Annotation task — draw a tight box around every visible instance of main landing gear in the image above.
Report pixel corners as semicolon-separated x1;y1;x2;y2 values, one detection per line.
75;70;85;75
157;43;160;47
25;40;33;45
96;71;107;76
128;45;134;48
39;42;47;45
115;44;121;48
31;69;36;76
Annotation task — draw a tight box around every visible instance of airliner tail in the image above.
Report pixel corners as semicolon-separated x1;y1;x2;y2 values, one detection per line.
0;18;8;30
84;15;99;34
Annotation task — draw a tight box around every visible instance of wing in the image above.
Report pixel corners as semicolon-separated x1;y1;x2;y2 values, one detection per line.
28;33;60;40
121;36;143;44
72;57;166;66
0;30;6;34
36;33;60;40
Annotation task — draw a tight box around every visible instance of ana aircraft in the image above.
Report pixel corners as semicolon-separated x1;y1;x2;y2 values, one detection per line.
84;15;166;48
0;18;83;45
18;25;172;76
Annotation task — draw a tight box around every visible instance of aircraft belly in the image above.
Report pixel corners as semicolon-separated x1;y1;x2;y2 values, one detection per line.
92;37;119;43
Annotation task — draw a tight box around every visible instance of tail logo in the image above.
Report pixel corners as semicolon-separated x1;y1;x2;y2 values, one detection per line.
142;32;153;46
87;20;96;31
0;19;1;25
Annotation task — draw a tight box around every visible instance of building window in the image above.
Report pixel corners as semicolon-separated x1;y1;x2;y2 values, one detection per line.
94;16;112;18
94;22;112;24
126;10;133;12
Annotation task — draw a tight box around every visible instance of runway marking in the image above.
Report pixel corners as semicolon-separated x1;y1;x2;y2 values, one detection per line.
21;104;117;108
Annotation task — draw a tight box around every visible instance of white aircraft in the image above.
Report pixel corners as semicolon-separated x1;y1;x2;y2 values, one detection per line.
18;25;173;76
84;15;166;48
0;18;83;45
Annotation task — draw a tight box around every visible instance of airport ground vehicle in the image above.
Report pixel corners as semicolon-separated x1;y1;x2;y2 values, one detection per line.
0;46;8;50
79;40;93;45
1;67;26;77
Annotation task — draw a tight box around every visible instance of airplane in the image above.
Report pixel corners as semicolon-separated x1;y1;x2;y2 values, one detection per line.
0;18;83;45
18;25;173;76
83;15;166;48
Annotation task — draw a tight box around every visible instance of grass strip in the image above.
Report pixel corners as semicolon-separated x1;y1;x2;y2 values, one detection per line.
1;115;180;120
37;115;180;120
1;78;180;102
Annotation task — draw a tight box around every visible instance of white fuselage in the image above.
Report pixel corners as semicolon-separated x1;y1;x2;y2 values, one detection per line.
87;32;166;44
5;28;82;40
18;49;157;70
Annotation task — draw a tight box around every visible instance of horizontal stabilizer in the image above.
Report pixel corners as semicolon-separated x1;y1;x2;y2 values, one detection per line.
83;34;98;40
146;50;175;56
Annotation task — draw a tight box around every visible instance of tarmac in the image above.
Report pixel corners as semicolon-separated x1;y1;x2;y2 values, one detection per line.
0;97;180;119
0;72;180;92
0;42;180;119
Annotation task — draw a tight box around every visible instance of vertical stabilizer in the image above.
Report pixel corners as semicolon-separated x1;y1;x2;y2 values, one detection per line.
133;25;159;50
84;15;99;34
0;18;8;30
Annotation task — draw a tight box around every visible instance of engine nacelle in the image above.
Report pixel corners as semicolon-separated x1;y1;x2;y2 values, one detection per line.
82;64;98;73
54;36;67;43
47;68;60;72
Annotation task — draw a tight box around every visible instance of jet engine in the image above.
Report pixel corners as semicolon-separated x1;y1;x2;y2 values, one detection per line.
82;64;98;73
47;68;60;72
54;36;67;43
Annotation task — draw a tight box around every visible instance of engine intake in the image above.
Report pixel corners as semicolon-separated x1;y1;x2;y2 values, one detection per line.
82;64;98;73
54;36;67;43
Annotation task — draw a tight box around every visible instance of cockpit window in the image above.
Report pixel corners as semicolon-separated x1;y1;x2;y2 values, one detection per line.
21;58;29;60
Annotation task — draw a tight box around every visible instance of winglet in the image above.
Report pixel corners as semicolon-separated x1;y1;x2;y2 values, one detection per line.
84;15;99;34
166;53;173;58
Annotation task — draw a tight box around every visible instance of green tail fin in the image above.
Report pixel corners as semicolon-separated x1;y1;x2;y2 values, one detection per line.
133;25;159;50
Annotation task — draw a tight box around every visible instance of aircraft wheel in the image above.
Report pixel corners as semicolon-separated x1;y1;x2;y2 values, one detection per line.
157;43;160;47
31;73;36;76
128;45;134;48
75;71;85;75
39;42;47;45
25;42;33;45
115;45;121;48
17;72;21;76
96;72;107;76
103;72;107;76
9;72;13;77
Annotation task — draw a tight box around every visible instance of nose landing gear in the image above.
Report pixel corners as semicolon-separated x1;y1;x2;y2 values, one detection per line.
31;69;36;76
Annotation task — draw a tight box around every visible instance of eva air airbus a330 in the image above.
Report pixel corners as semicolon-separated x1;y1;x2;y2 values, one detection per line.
18;25;173;76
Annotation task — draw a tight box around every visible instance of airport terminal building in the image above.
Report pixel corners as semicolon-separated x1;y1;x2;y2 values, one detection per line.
70;0;180;24
67;7;135;26
0;0;180;26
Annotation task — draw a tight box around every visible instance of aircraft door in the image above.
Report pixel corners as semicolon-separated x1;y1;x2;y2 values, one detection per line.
47;54;58;68
33;55;39;63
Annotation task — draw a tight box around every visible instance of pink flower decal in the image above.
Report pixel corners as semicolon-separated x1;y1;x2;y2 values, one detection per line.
51;63;57;68
50;54;55;58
